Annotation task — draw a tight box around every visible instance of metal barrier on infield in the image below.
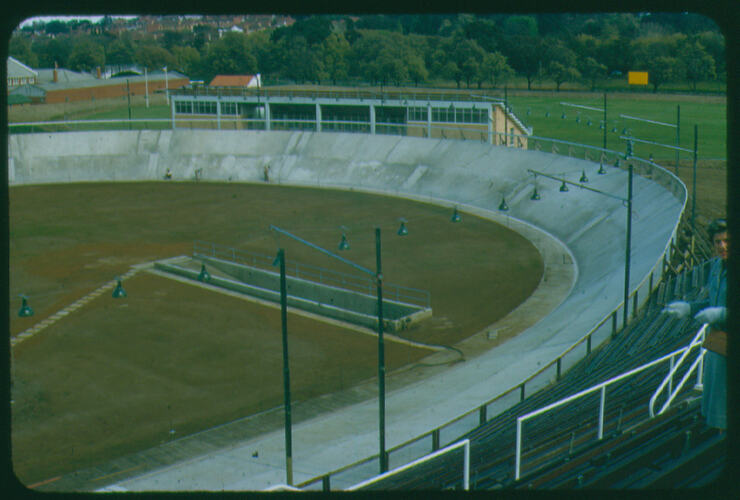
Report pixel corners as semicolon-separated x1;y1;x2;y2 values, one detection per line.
192;240;431;309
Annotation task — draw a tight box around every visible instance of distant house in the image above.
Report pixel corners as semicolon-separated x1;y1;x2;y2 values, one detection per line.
7;58;189;104
7;56;38;88
209;74;261;88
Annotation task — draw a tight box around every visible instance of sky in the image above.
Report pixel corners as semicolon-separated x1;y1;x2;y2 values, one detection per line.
19;16;137;28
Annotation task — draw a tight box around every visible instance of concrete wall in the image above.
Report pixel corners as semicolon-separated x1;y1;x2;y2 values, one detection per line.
8;129;686;357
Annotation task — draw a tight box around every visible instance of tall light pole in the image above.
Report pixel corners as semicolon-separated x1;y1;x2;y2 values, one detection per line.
374;227;387;472
275;248;293;485
269;225;391;474
163;66;169;105
528;164;634;329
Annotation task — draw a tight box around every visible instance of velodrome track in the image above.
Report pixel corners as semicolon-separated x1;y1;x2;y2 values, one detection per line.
8;130;686;490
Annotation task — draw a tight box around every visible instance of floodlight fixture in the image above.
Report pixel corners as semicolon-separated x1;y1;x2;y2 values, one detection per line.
598;163;607;175
18;295;34;317
338;226;351;250
530;187;541;200
499;197;509;211
397;218;408;236
198;264;211;282
561;112;567;119
112;277;127;298
450;206;461;223
580;170;589;183
559;180;569;192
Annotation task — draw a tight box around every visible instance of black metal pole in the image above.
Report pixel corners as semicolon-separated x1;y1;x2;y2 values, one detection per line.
623;164;633;330
126;79;132;130
691;124;698;233
504;86;508;146
603;93;607;151
675;105;681;175
375;227;387;473
278;248;293;485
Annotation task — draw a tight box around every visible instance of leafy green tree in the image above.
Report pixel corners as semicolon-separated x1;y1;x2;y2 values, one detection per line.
135;45;176;72
579;57;607;90
67;37;105;71
544;39;579;90
202;32;258;79
282;36;324;84
594;36;635;74
648;56;683;92
696;30;725;78
406;53;428;86
678;37;717;90
106;38;136;66
460;17;498;52
172;46;201;76
548;61;581;91
32;37;71;68
9;34;39;68
478;51;513;88
322;32;350;85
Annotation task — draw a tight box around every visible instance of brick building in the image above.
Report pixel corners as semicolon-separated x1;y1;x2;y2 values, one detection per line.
7;58;189;104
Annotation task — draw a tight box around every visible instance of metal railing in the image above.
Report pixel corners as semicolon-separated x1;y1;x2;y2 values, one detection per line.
345;439;470;491
171;86;506;104
649;324;708;418
515;323;706;481
192;240;431;308
298;244;691;491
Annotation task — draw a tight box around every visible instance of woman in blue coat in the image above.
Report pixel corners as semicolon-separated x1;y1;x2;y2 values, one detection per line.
665;218;728;430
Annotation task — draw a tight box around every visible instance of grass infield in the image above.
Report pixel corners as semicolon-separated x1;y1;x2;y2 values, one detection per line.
10;182;543;484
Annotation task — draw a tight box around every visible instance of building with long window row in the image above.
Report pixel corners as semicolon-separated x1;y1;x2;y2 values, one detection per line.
169;86;532;147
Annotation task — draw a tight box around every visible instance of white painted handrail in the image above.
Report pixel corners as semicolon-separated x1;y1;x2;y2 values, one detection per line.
649;324;708;418
346;439;470;491
515;335;698;481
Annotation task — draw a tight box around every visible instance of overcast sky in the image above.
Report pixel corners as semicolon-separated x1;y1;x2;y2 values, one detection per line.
19;16;137;28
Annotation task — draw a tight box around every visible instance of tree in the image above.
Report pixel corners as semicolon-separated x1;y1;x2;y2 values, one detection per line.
478;51;513;88
172;46;201;76
9;35;39;68
543;38;579;90
68;37;105;71
579;57;607;91
33;36;71;68
322;32;350;85
548;61;581;91
407;53;428;86
678;37;717;90
202;32;258;79
135;45;176;72
649;56;683;92
106;39;136;66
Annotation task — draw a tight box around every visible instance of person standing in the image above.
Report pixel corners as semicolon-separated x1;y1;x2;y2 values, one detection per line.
664;218;728;430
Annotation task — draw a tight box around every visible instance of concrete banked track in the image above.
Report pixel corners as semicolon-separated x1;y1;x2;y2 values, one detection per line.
8;130;686;491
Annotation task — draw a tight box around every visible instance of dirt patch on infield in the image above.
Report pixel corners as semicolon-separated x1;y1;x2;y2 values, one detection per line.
9;182;543;484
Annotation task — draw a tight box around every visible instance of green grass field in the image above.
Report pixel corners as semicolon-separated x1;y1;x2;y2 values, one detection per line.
55;88;725;161
507;92;726;160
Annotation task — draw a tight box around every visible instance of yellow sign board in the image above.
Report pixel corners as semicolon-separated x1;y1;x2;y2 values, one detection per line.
628;71;649;85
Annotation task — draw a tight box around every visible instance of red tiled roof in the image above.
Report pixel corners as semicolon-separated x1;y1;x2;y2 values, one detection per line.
209;75;256;87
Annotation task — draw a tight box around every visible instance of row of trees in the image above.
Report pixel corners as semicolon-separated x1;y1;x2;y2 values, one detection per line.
10;13;725;92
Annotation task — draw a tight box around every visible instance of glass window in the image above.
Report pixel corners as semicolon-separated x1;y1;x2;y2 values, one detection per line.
175;101;193;114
